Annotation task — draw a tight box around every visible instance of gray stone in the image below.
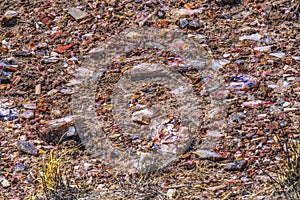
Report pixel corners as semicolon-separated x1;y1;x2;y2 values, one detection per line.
188;20;202;29
179;18;188;28
17;141;38;155
224;160;247;171
193;149;222;160
20;110;34;119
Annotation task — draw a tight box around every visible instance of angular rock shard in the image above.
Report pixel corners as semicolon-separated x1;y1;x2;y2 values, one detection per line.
68;7;87;20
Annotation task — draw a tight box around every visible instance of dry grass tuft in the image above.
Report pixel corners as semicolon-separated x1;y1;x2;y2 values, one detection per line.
32;143;85;200
265;134;300;199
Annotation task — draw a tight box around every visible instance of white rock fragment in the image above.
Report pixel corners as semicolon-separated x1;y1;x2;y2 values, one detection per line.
257;114;267;119
88;47;104;54
126;31;141;39
192;149;222;159
3;11;19;20
292;56;300;60
174;8;203;16
170;86;188;95
195;34;206;39
23;103;37;110
239;33;262;41
212;59;230;70
283;65;289;70
82;33;94;39
254;46;271;52
286;77;295;81
269;52;285;58
206;130;223;137
284;108;298;112
66;126;76;137
83;162;92;171
167;189;177;199
132;109;154;124
1;178;10;188
283;102;291;107
293;102;300;108
223;53;231;58
20;110;34;119
68;7;87;20
95;184;105;191
47;89;57;96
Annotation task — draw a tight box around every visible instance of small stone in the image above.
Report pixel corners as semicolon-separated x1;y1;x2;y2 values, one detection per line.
206;130;223;137
241;177;249;182
82;33;94;40
269;52;285;58
66;126;76;137
167;189;177;199
175;8;203;16
47;89;57;96
1;178;10;188
96;184;105;191
257;196;266;199
239;33;262;41
257;114;267;119
68;7;87;20
284;108;298;112
224;160;247;171
39;13;52;25
83;162;92;171
193;150;222;160
20;110;34;119
157;11;165;18
195;34;206;39
125;31;141;39
23;103;37;110
35;84;41;95
254;46;272;52
0;99;19;120
57;86;75;94
188;20;202;29
132;109;154;124
179;18;188;28
38;115;78;144
54;43;78;54
14;161;26;172
207;185;226;191
292;56;300;61
3;11;19;20
17;141;38;155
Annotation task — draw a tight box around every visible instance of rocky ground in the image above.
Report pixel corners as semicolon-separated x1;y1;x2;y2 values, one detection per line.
0;0;300;199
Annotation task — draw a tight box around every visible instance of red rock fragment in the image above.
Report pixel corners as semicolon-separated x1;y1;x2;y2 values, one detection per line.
54;43;79;53
39;13;52;25
51;31;67;37
0;46;8;53
179;153;191;159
